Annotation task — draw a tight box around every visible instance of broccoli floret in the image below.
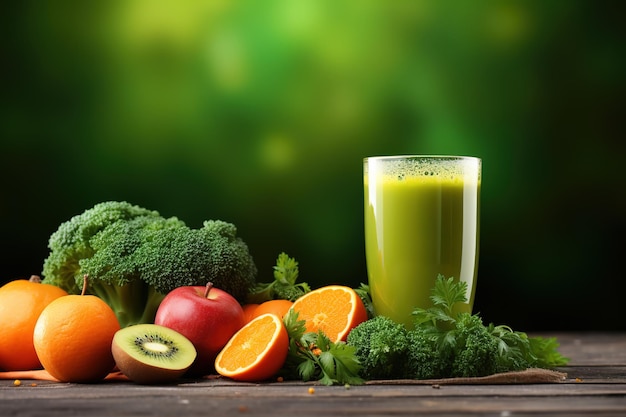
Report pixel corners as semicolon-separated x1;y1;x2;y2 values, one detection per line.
43;201;161;294
405;327;448;380
449;313;500;377
42;201;257;328
76;215;185;327
346;316;410;380
137;219;257;301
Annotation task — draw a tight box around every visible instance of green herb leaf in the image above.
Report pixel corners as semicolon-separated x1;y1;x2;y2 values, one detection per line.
430;275;468;315
297;359;316;382
273;252;299;285
247;252;311;303
354;283;375;319
280;310;364;385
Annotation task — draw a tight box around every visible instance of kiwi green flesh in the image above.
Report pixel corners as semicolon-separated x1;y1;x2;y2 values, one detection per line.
112;324;197;384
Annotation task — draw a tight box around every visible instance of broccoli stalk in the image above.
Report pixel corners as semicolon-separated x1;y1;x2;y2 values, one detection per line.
88;277;165;328
42;201;258;328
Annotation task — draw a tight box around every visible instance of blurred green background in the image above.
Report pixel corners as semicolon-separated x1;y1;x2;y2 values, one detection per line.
2;1;624;330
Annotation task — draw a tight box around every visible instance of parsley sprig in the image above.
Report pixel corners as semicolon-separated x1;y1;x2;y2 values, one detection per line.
281;310;364;386
247;253;311;303
412;275;569;371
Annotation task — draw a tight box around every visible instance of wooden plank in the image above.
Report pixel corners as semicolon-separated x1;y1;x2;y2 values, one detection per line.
4;377;626;399
2;385;626;417
559;366;626;383
0;333;625;417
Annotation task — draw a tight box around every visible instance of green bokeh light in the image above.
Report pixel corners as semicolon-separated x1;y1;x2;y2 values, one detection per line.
2;0;624;330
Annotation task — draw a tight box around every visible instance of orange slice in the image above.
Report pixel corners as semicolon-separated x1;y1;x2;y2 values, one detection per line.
214;313;289;382
290;285;368;342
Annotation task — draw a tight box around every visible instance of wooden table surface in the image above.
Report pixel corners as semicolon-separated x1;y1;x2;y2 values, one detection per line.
1;332;625;417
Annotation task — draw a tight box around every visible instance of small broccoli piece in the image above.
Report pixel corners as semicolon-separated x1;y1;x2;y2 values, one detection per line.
449;313;500;377
42;201;257;327
405;327;448;380
346;316;410;380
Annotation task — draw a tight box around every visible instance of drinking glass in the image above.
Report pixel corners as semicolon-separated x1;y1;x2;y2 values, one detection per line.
364;155;481;328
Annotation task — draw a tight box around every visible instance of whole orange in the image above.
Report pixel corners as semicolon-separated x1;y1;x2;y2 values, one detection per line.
0;276;67;371
33;285;120;382
241;303;259;323
251;299;293;321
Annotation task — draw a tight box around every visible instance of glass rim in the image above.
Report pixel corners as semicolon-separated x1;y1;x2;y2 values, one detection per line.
364;155;481;163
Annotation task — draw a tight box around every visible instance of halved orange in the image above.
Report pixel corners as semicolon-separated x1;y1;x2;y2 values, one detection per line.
214;313;288;382
290;285;368;342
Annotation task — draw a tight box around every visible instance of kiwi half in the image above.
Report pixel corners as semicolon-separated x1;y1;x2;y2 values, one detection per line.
112;324;197;384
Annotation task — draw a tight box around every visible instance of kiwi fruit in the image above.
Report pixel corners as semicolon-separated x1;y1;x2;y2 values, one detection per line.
111;324;197;384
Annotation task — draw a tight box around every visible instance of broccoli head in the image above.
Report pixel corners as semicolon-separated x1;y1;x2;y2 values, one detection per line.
42;201;257;327
346;316;410;380
137;219;257;301
405;327;448;380
76;215;186;327
43;201;161;294
449;313;500;377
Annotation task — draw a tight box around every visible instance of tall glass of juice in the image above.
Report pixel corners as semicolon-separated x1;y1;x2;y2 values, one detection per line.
364;155;481;328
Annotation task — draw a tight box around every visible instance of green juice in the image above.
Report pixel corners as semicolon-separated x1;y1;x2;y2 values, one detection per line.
364;156;481;328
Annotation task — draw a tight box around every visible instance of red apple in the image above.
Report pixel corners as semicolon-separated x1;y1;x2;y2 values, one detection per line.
154;282;246;376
